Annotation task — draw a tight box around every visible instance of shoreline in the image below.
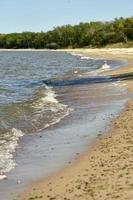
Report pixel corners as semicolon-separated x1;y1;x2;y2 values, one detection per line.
21;99;133;200
17;48;133;200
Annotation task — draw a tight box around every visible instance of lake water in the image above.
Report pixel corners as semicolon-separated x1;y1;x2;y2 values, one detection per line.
0;51;129;199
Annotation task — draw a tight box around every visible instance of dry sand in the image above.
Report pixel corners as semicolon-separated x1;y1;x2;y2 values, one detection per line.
19;48;133;200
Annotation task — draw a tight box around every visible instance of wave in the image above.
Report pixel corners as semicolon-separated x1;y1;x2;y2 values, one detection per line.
70;52;82;57
31;85;71;131
69;52;98;60
1;68;132;179
0;128;24;180
0;85;71;179
80;56;98;60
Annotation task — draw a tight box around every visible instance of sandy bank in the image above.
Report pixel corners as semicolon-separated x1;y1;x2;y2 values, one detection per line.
19;48;133;200
21;102;133;200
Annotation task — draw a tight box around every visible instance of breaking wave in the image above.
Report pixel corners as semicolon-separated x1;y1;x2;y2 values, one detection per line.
0;128;24;180
0;85;71;179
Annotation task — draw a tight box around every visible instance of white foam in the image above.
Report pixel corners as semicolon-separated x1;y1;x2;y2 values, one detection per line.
0;175;7;180
42;89;58;104
69;52;99;60
74;70;78;74
81;56;92;60
33;87;59;110
31;86;72;131
70;52;82;57
0;128;24;180
11;128;24;138
101;63;110;70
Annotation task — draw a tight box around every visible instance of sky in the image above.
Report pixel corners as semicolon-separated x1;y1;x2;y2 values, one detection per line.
0;0;133;33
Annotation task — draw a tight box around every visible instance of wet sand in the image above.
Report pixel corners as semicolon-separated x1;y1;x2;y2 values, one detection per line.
19;48;133;200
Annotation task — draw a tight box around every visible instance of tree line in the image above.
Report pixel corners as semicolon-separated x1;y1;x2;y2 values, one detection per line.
0;17;133;49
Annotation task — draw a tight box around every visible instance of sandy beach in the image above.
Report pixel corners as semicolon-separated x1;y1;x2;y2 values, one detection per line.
19;48;133;200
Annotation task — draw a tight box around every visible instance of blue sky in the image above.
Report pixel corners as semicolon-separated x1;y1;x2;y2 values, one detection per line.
0;0;132;33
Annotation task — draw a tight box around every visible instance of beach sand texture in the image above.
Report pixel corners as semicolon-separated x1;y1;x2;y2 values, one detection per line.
19;48;133;200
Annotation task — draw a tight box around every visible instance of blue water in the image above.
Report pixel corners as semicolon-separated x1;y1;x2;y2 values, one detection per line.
0;51;124;104
0;50;129;200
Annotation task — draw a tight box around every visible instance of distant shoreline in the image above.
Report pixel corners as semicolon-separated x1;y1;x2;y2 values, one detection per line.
0;47;133;52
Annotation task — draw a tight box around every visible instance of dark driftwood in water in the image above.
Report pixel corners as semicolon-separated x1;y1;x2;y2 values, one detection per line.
43;72;133;87
110;72;133;80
